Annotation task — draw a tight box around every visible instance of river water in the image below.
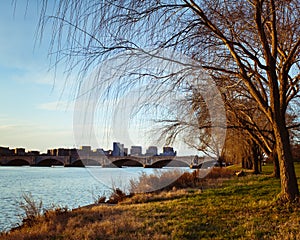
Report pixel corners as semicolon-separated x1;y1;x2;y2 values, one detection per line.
0;166;188;232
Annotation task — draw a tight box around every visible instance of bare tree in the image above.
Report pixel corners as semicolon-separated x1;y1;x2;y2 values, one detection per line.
157;69;298;178
38;0;300;201
157;80;266;173
156;83;226;165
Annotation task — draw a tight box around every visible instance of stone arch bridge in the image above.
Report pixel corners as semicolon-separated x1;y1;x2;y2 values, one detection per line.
0;155;207;168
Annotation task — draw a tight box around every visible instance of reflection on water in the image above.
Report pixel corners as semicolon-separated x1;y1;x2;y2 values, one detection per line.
0;166;186;232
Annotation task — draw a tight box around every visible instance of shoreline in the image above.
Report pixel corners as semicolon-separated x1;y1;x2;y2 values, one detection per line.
2;165;300;239
1;166;300;239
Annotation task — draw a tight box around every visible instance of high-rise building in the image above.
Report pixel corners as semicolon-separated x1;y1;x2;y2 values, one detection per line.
146;146;158;156
78;146;92;157
57;148;70;156
47;149;57;156
80;146;92;152
130;146;142;156
120;144;125;157
69;148;79;159
27;151;40;156
93;148;106;156
162;146;176;156
112;142;124;156
0;147;12;156
123;148;128;156
14;148;26;156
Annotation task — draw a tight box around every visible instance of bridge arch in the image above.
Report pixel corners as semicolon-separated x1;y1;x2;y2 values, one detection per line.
71;159;101;167
6;159;30;166
36;158;64;167
112;158;143;168
149;159;189;168
150;159;172;168
166;159;189;167
71;159;84;167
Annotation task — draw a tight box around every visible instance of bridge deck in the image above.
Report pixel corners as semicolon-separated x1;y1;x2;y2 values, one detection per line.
0;155;205;168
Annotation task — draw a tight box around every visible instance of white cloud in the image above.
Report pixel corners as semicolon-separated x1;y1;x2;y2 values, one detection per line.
37;100;75;111
0;124;18;130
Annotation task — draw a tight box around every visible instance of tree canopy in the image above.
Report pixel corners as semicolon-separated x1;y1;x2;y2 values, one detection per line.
38;0;300;201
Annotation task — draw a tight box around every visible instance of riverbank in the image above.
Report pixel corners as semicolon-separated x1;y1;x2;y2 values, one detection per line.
1;164;300;239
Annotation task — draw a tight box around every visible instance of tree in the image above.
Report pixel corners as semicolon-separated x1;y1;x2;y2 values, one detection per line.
224;88;276;175
39;0;300;201
157;79;266;173
156;82;226;166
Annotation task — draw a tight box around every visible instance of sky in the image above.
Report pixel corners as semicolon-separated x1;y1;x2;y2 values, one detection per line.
0;1;198;156
0;1;76;153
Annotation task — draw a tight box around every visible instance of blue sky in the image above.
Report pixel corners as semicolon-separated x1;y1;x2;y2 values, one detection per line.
0;1;198;156
0;1;75;152
0;1;163;154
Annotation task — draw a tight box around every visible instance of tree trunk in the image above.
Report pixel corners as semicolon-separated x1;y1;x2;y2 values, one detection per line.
253;158;259;174
253;157;261;174
271;147;280;178
252;143;260;174
259;157;262;173
218;156;223;168
242;156;252;170
274;122;299;201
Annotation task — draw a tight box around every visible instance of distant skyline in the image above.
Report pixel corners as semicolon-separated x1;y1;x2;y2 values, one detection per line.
0;1;198;156
0;143;172;156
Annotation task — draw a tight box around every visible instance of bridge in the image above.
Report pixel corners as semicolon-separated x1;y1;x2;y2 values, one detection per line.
0;156;70;166
0;155;209;168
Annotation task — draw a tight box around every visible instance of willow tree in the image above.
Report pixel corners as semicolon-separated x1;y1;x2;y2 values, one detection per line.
39;0;300;201
157;79;268;174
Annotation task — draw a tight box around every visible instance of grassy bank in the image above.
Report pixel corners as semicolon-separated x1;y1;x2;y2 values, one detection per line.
1;164;300;239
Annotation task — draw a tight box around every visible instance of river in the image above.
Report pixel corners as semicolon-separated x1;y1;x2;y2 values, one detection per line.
0;166;188;232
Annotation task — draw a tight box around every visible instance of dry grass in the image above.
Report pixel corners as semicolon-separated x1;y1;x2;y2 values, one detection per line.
121;188;200;204
18;193;44;226
2;165;300;239
129;167;234;194
2;202;169;240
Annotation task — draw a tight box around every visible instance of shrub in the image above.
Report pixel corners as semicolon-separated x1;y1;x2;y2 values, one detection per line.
106;188;128;204
95;196;107;204
205;167;234;179
18;193;43;226
129;167;234;194
129;169;184;193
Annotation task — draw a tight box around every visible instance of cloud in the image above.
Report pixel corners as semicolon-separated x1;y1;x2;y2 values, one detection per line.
0;124;18;130
37;100;75;111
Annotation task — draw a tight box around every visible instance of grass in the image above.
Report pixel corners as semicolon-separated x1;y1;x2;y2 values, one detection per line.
1;164;300;239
